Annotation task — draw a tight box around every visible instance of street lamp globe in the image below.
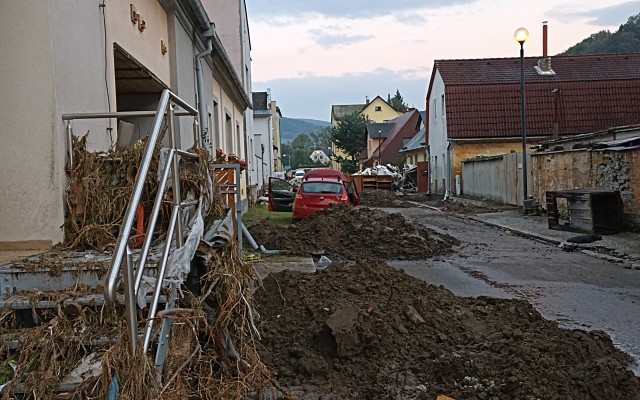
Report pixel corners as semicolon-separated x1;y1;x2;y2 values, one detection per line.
514;27;529;44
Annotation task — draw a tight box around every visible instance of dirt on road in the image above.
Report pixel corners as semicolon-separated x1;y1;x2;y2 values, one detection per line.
249;204;460;261
249;197;640;399
360;190;503;215
255;260;640;399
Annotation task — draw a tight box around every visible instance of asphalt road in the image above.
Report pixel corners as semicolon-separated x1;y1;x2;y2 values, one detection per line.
383;207;640;372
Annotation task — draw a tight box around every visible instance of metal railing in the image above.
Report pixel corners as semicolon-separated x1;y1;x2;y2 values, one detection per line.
62;89;200;358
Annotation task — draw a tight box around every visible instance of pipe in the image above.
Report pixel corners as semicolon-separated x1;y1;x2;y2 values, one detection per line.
195;29;214;148
542;21;548;58
426;145;431;195
240;221;279;254
444;142;452;200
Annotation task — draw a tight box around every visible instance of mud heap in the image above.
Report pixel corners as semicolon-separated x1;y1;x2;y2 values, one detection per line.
249;205;460;261
255;259;640;399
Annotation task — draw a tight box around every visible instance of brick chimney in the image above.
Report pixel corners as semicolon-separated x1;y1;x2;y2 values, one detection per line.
536;21;555;75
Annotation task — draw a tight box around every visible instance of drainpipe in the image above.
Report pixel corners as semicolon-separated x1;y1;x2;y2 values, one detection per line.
426;145;431;195
444;142;452;200
195;24;214;148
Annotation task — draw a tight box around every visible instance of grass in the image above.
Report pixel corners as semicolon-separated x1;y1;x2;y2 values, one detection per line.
242;203;292;228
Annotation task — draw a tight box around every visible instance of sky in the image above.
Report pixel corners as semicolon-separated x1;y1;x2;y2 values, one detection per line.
247;0;639;121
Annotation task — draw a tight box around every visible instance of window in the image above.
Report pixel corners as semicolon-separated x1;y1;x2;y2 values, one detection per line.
213;100;220;146
375;106;382;111
441;94;445;117
225;112;232;149
301;182;343;194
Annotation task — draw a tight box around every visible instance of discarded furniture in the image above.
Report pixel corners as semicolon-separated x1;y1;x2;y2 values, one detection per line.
352;175;393;192
546;189;623;234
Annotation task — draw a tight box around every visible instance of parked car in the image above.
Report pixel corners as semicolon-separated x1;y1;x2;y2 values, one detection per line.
268;169;360;221
294;169;306;179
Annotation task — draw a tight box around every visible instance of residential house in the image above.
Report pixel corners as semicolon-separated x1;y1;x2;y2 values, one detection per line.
399;127;429;192
330;95;401;170
426;52;640;197
251;91;276;196
0;0;251;249
270;102;283;172
310;147;332;165
362;109;422;168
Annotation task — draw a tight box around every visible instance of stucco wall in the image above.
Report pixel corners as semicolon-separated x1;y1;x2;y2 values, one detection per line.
0;1;62;247
532;149;640;218
362;98;401;123
427;70;448;194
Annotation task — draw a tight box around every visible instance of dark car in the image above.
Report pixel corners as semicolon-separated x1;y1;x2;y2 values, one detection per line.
268;169;360;221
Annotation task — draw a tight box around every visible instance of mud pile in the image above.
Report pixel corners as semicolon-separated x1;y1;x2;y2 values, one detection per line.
249;205;460;261
359;190;501;215
255;260;640;399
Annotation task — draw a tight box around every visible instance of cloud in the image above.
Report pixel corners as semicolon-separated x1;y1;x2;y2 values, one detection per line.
247;0;473;19
253;68;431;121
551;1;640;26
308;29;370;48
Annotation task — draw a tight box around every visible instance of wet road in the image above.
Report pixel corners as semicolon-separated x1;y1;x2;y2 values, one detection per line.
383;207;640;371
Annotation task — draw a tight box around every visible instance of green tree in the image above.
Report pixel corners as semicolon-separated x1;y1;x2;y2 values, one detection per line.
560;13;640;55
290;133;315;168
389;89;408;113
331;111;368;172
310;126;332;149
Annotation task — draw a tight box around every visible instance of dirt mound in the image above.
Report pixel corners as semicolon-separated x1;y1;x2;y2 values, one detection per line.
255;260;640;399
359;190;423;208
249;205;460;261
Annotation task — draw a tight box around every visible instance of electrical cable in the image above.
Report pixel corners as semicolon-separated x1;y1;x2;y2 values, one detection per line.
99;0;114;146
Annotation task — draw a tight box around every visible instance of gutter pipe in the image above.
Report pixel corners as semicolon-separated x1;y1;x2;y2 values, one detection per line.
195;30;213;147
444;141;452;200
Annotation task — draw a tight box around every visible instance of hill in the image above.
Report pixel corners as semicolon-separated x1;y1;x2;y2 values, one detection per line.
280;117;331;143
560;13;640;55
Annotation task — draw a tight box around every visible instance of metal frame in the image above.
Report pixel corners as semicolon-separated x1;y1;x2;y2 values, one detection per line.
210;163;243;254
62;89;199;358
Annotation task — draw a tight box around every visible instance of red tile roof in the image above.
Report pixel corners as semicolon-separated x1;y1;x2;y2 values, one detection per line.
431;53;640;139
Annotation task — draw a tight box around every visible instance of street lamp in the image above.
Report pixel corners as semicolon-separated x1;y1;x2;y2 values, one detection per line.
282;154;289;171
515;27;529;210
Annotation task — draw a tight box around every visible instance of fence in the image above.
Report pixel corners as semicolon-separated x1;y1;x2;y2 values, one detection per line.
460;152;532;206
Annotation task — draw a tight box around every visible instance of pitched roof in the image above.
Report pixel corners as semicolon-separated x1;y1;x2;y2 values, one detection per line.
252;92;271;117
363;110;422;164
331;104;366;122
366;123;394;139
400;127;426;153
430;53;640;139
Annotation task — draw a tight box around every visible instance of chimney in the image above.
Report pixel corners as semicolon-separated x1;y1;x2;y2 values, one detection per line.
542;21;548;58
535;21;555;75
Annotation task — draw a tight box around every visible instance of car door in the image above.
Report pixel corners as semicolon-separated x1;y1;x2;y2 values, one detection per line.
346;181;361;205
268;177;295;212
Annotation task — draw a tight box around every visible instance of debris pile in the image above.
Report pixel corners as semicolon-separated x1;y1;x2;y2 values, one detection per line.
249;205;460;261
255;259;640;399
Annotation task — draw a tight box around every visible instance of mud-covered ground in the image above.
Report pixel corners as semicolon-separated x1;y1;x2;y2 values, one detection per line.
255;260;640;399
359;190;503;214
250;204;460;261
249;191;640;399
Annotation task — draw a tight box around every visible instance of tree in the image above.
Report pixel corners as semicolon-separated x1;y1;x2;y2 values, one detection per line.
560;12;640;55
290;133;315;168
310;126;332;149
389;89;408;113
331;111;368;172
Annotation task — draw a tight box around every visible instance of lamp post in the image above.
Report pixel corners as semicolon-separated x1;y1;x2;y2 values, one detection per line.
282;154;289;171
377;130;382;168
515;27;529;210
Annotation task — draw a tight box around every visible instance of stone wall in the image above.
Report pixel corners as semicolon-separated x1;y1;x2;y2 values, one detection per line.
531;147;640;229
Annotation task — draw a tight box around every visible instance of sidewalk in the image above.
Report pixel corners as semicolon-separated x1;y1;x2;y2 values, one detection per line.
468;207;640;266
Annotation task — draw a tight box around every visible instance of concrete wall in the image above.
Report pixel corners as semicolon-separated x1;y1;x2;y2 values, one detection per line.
531;148;640;220
0;1;62;248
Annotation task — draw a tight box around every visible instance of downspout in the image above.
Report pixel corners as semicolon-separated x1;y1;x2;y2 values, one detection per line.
444;141;452;200
426;145;431;195
195;25;214;147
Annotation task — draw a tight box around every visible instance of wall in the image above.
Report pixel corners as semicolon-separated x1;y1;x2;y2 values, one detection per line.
0;1;62;248
427;71;448;194
531;148;640;222
361;98;401;123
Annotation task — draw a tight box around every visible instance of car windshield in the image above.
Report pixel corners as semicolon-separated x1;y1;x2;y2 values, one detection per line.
301;182;343;194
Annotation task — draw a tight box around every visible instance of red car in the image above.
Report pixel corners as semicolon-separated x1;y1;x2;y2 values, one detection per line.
268;169;360;221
